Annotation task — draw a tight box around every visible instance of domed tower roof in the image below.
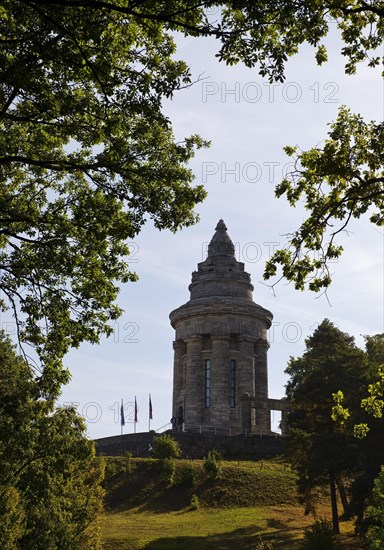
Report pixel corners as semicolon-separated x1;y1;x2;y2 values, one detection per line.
170;219;273;329
207;219;235;257
188;218;253;302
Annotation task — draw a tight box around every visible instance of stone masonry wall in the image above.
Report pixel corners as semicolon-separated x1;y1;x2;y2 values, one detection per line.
95;430;288;459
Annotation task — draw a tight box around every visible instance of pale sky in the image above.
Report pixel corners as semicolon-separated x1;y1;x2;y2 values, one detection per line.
53;25;383;438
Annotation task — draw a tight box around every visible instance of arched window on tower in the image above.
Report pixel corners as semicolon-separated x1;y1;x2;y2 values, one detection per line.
229;359;236;408
204;359;211;408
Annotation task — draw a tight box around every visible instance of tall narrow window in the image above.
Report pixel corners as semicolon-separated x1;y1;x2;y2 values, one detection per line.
183;362;187;388
229;359;236;408
204;359;211;408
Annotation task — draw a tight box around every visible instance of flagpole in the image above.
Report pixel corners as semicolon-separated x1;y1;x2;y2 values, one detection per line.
149;393;151;432
134;395;137;434
120;398;125;436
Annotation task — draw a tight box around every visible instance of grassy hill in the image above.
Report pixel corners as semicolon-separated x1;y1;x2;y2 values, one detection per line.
101;457;363;549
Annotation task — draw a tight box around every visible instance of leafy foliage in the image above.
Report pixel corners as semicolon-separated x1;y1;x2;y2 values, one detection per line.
330;333;384;530
189;493;200;510
264;108;384;292
301;520;342;550
365;466;384;549
253;537;275;550
160;457;176;485
0;485;25;550
0;0;209;394
203;449;222;479
333;334;384;437
0;331;104;549
152;434;181;460
0;0;382;389
177;462;198;487
11;0;381;82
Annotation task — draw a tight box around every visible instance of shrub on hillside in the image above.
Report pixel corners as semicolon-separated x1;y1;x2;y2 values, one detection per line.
301;520;341;550
190;493;200;510
161;457;176;485
124;451;132;474
203;450;222;480
152;434;181;460
253;537;274;550
104;455;132;479
177;462;198;487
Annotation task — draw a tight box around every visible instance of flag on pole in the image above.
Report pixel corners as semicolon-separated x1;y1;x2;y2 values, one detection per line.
120;399;125;426
134;396;138;423
149;394;153;420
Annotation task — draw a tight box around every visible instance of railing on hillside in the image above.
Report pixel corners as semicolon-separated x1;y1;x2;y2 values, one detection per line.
243;427;283;438
184;424;232;436
154;423;283;437
155;423;231;435
154;422;172;433
154;422;186;433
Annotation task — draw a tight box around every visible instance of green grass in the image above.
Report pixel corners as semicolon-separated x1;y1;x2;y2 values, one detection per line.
201;460;297;508
102;504;361;550
101;458;363;550
104;457;297;512
102;505;289;549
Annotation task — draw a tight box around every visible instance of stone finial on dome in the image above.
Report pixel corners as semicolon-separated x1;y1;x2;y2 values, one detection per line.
215;219;227;232
207;219;235;257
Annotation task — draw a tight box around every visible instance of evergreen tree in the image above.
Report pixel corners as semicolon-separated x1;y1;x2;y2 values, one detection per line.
332;333;384;530
285;319;369;532
365;466;384;549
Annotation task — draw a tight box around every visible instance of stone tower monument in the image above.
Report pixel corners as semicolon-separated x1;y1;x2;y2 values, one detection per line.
170;220;274;435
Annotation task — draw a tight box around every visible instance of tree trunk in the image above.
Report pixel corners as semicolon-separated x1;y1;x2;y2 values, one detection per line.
336;477;349;514
330;470;340;534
